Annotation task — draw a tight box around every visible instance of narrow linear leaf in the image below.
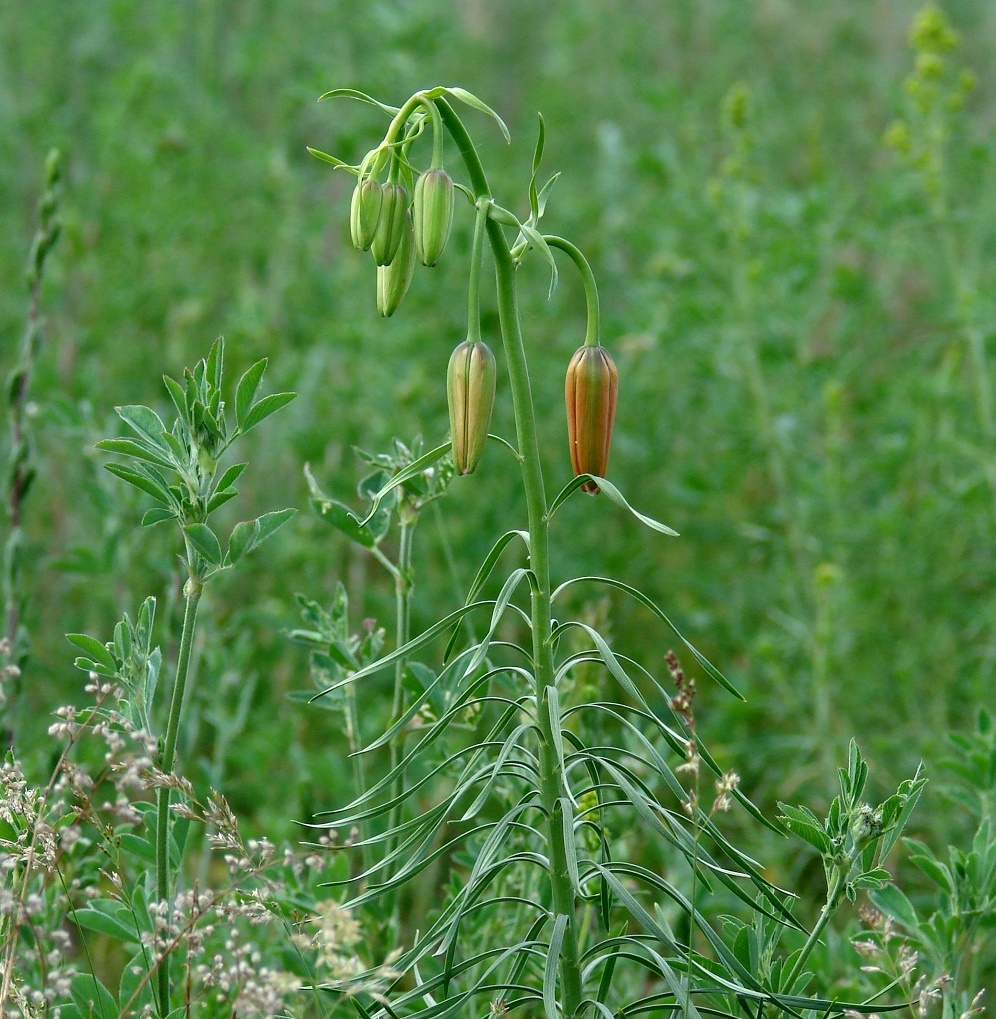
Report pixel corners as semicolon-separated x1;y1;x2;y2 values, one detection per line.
316;88;401;114
552;576;739;699
310;598;492;700
544;914;569;1019
442;87;511;142
306;146;349;167
519;223;558;297
596;477;679;535
558;797;581;894
358;441;452;526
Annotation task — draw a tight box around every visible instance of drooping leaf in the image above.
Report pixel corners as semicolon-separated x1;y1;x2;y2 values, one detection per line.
316;88;401;115
440;87;511;143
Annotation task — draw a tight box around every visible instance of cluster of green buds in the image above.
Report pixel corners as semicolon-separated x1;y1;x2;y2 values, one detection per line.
347;159;455;317
565;344;618;495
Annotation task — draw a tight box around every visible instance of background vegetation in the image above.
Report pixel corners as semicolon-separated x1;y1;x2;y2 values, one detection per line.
2;0;994;1001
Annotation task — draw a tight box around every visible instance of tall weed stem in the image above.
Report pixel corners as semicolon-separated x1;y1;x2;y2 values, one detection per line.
155;573;203;1016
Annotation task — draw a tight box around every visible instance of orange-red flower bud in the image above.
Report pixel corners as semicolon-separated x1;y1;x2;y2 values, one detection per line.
565;345;618;495
447;340;497;475
371;183;409;267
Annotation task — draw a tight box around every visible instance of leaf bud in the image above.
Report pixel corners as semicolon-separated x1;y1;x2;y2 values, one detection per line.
349;179;384;251
447;340;497;475
565;345;618;495
414;167;455;267
371;183;409;267
376;213;415;317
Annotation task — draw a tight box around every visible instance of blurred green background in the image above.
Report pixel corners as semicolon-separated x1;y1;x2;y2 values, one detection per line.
2;0;993;882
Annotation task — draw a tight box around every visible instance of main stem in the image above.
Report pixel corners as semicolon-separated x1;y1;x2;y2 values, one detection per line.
433;97;584;1017
784;865;845;989
494;226;584;1018
155;574;202;1017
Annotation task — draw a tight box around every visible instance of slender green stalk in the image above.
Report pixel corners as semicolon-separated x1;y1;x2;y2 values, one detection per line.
381;513;414;929
545;235;600;348
436;96;584;1016
155;573;203;1017
466;199;489;343
784;866;845;989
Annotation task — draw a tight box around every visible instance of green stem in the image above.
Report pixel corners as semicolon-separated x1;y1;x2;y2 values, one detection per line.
435;95;584;1017
466;199;489;343
784;865;845;990
155;572;203;1018
384;515;414;916
544;235;600;348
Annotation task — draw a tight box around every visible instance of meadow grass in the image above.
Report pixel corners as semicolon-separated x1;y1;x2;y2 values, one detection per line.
1;1;993;1010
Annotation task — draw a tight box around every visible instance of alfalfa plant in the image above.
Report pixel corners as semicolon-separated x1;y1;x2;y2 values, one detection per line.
306;86;925;1018
0;341;299;1017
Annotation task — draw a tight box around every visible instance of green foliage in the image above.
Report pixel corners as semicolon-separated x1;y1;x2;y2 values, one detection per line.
1;2;994;1015
97;339;296;581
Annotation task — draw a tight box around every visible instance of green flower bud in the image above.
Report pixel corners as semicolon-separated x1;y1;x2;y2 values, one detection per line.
850;804;883;851
376;213;415;317
371;183;409;267
447;340;497;475
414;168;455;267
349;179;384;251
565;345;618;495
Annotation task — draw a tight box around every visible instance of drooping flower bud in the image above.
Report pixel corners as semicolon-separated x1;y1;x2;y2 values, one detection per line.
565;344;618;495
376;213;415;317
413;168;454;267
349;179;384;251
371;183;409;267
447;340;497;475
